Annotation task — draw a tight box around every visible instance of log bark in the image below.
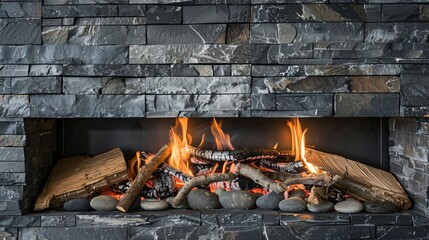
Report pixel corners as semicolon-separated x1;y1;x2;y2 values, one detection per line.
283;173;334;186
234;163;287;193
159;163;193;183
117;143;171;212
263;172;302;182
259;159;306;173
172;173;237;207
307;186;329;205
185;145;292;161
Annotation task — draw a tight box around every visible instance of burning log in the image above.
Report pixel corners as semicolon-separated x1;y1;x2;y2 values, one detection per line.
259;159;307;173
159;163;193;183
233;163;287;193
117;143;172;212
172;173;237;207
185;145;292;161
140;172;177;198
263;172;302;182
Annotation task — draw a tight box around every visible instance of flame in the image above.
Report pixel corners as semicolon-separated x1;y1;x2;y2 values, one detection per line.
211;118;234;150
288;118;319;174
167;118;194;176
273;142;278;150
128;151;143;180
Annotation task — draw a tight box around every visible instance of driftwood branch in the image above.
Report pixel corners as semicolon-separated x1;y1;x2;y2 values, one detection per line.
172;173;237;207
263;172;302;182
185;145;292;161
259;159;306;173
159;163;193;183
283;173;334;186
117;143;172;212
234;163;287;193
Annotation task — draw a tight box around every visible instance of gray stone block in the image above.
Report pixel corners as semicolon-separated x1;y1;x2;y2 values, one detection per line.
0;136;26;147
0;96;29;118
19;227;127;240
0;66;29;77
0;216;40;227
118;5;146;17
101;77;145;94
146;6;182;24
75;17;147;25
252;65;305;77
128;226;221;240
227;24;250;44
0;78;11;94
0;186;23;201
251;94;276;110
401;73;429;107
263;225;351;240
43;5;117;18
0;19;41;44
253;109;332;117
30;95;146;118
276;94;333;112
251;4;368;22
43;26;146;45
376;226;429;239
178;110;251;118
183;5;249;24
130;45;250;64
0;45;127;64
146;94;251;112
0;2;41;18
252;77;349;94
0;162;25;173
231;64;251;76
280;213;350;226
382;4;419;21
223;226;263;240
335;93;400;117
63;77;102;94
0;173;26;185
171;65;213;77
213;65;231;76
130;0;192;3
41;216;75;227
251;44;313;63
201;211;262;226
147;25;226;44
29;65;62;76
63;64;170;77
146;77;250;94
305;64;401;76
0;122;25;135
44;0;128;4
11;77;61;94
252;0;327;2
366;23;429;43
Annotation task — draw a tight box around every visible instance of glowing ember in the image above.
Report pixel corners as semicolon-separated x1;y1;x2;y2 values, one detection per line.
211;118;234;150
167;118;194;176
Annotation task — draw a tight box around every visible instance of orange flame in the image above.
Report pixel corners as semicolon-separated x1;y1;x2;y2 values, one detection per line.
211;118;234;150
167;118;194;176
288;118;319;174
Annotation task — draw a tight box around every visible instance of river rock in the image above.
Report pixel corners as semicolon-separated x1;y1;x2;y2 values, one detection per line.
140;199;169;211
215;188;226;196
166;197;190;209
307;201;334;213
63;198;92;212
187;189;220;210
334;199;363;214
279;197;307;213
256;191;284;210
90;195;118;211
219;190;257;210
289;189;306;199
363;201;396;213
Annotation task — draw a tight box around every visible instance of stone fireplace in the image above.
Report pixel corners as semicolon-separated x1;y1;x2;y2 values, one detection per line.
0;0;428;239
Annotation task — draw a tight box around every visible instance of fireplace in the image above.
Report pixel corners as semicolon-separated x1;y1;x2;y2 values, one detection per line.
1;0;429;239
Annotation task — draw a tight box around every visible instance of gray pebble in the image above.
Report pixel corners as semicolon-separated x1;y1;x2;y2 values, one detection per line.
219;190;257;210
279;197;307;213
187;189;220;210
90;195;118;211
63;198;92;212
140;199;169;211
307;201;334;213
256;191;284;210
334;199;363;214
166;197;190;209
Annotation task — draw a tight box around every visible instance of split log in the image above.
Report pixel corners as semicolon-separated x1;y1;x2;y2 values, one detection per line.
35;148;128;211
172;173;237;207
185;145;292;161
140;172;177;198
117;143;172;212
263;172;302;182
305;148;412;211
259;159;306;173
159;163;193;183
234;163;287;193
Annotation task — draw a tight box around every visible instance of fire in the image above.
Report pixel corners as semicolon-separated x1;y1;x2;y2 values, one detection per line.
287;118;319;174
211;118;234;150
167;118;194;176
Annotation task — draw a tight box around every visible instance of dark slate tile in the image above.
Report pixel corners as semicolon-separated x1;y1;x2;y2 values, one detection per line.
195;0;250;3
375;226;428;239
0;227;17;240
251;4;368;22
252;65;305;77
0;122;25;135
183;5;250;24
213;65;231;76
0;186;23;201
63;65;170;77
335;93;400;117
0;173;26;185
30;95;146;118
251;94;276;110
0;216;40;227
0;78;11;94
0;135;26;147
263;225;351;240
147;25;226;44
128;226;222;240
348;76;400;92
232;64;251;76
350;212;413;226
382;4;419;21
227;24;250;44
201;209;263;226
177;110;251;118
29;65;62;76
130;45;251;64
43;26;146;45
366;23;429;43
305;64;401;76
101;77;146;94
0;162;25;172
75;17;147;25
251;44;313;64
0;19;41;45
118;4;146;17
42;5;117;18
351;224;376;239
401;73;429;107
170;65;213;77
19;227;127;240
276;94;333;112
0;96;29;118
223;226;263;240
41;216;75;227
252;77;349;94
0;2;41;18
252;0;327;2
62;77;102;94
251;110;333;117
280;213;350;226
146;5;181;24
11;77;61;94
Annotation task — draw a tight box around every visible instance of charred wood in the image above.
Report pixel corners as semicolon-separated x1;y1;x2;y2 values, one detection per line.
159;163;193;183
233;163;287;193
259;159;307;173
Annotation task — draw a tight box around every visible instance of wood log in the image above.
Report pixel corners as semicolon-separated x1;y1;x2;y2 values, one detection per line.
263;172;302;182
35;148;128;210
159;163;193;183
117;143;171;212
184;145;292;161
172;173;237;207
305;148;412;211
234;163;287;193
283;173;334;186
308;186;329;205
259;159;306;173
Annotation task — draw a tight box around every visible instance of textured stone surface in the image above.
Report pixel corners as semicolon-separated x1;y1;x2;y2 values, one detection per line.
11;77;61;94
0;2;41;18
63;65;169;77
30;95;145;117
335;93;400;117
305;64;401;76
252;44;313;63
366;23;429;43
41;216;75;227
183;5;249;24
43;5;117;18
401;73;429;107
146;77;250;94
147;25;226;44
0;147;25;161
0;96;29;118
264;225;351;240
29;65;62;77
20;227;127;240
0;66;29;77
0;19;41;45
